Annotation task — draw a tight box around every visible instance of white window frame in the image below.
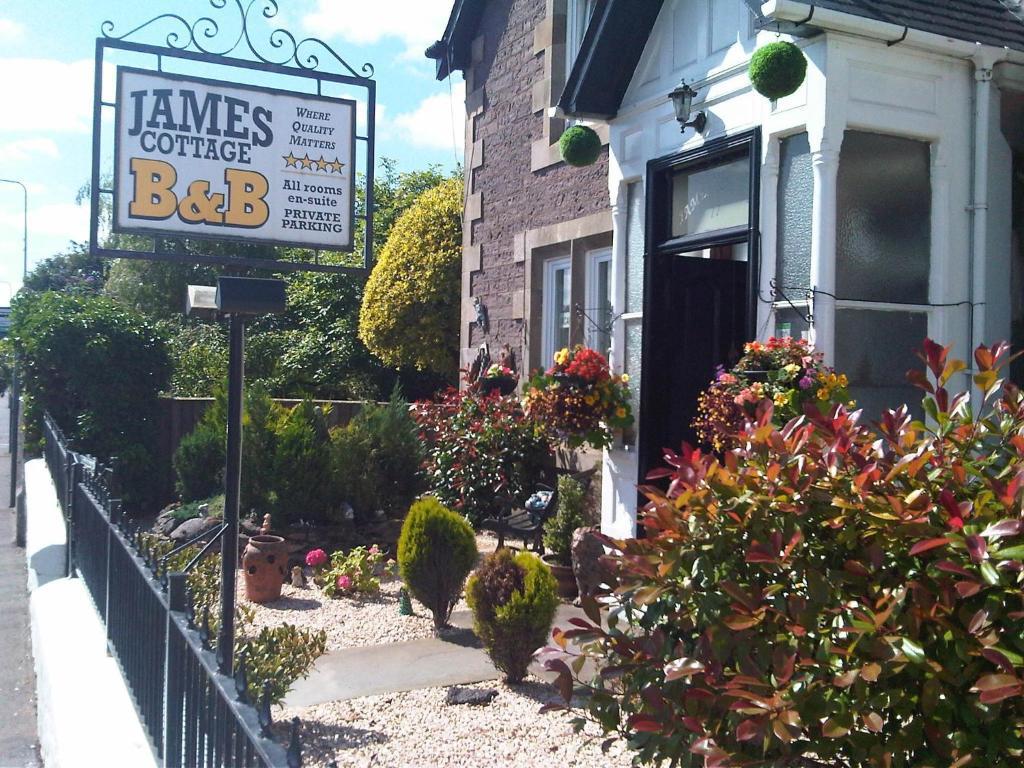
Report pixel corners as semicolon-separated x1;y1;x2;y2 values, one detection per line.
585;247;613;356
542;255;572;367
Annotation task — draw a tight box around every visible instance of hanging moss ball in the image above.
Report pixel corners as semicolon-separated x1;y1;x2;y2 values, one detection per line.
749;41;807;100
559;125;602;167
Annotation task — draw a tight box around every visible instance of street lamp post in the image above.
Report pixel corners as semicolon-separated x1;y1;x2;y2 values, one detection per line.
0;178;27;278
0;179;25;511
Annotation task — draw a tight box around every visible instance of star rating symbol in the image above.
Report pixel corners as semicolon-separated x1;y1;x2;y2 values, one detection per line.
283;153;299;168
328;158;345;174
299;154;315;170
315;155;330;172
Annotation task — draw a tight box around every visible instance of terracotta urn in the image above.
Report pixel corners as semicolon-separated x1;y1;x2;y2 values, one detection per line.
243;534;288;603
542;554;579;600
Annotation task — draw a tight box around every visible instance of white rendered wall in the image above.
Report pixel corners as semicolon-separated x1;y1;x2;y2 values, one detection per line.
600;0;991;536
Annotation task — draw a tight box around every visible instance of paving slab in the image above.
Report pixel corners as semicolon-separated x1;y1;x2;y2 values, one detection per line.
284;604;585;707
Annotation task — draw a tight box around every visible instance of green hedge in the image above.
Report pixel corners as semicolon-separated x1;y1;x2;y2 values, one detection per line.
11;291;170;508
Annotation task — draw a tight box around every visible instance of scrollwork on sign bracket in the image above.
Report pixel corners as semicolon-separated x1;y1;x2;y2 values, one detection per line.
100;0;375;80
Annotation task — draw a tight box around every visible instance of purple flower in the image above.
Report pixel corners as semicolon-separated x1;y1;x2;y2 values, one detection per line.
799;376;813;390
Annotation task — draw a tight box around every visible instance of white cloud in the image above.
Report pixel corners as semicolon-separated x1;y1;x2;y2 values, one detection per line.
0;201;88;243
302;0;453;60
0;58;96;133
0;138;59;164
390;80;465;154
0;18;25;42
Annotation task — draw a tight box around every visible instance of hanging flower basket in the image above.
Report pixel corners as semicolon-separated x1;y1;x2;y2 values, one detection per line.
479;363;518;395
748;41;807;100
480;376;518;396
524;345;633;451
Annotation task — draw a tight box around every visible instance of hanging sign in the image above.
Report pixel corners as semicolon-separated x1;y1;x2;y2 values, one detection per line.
114;67;356;251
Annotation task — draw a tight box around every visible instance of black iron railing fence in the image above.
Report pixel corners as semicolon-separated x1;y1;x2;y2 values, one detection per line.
41;412;302;768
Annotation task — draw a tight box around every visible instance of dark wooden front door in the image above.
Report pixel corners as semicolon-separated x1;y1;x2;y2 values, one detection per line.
639;252;748;480
638;130;760;487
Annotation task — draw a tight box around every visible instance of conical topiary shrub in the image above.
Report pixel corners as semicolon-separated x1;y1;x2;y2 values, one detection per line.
559;124;602;167
748;41;807;100
397;497;478;630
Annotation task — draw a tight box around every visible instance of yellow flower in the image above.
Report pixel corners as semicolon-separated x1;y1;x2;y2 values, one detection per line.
773;392;790;407
620;373;630;383
817;388;829;400
838;374;849;388
616;407;627;418
554;348;570;365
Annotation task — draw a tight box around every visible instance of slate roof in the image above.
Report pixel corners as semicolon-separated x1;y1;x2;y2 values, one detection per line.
812;0;1024;52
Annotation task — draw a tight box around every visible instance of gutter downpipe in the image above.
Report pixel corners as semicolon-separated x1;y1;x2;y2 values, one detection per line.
969;55;998;366
761;1;1012;375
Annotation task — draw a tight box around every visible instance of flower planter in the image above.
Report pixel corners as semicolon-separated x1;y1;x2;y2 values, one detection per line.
480;376;518;396
542;554;579;600
740;369;771;383
551;373;587;388
243;534;288;603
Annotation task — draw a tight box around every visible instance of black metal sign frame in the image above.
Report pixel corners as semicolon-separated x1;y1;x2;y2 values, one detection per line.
91;0;376;275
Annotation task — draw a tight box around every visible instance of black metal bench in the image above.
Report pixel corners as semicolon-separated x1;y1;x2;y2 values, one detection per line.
479;468;595;554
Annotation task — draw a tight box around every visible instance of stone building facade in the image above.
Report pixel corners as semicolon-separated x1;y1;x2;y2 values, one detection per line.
428;0;613;379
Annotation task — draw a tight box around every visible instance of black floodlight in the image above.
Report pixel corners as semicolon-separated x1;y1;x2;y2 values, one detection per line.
215;277;287;316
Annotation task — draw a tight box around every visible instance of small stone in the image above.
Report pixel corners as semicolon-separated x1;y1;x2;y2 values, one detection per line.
445;686;497;706
169;515;221;543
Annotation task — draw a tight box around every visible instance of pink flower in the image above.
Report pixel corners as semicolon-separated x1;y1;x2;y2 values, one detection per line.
305;549;328;568
336;574;352;591
369;544;380;555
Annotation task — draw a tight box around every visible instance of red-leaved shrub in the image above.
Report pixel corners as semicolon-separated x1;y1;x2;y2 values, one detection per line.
540;340;1024;767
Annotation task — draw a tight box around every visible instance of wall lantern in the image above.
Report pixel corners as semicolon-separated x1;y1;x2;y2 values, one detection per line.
669;80;707;134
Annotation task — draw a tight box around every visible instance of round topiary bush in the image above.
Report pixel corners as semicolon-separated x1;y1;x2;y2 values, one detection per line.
467;549;558;683
559;125;602;167
748;41;807;100
397;497;478;629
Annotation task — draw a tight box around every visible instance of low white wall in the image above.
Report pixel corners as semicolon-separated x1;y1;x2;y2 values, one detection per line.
24;458;157;768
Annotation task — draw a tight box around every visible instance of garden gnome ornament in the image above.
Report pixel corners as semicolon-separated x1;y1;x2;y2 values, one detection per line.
291;565;306;588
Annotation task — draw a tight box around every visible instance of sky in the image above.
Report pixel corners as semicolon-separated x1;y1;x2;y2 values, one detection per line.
0;0;465;301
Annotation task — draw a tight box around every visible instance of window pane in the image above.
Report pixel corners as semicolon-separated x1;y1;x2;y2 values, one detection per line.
671;156;749;238
593;258;612;358
774;306;811;340
835;309;927;419
777;132;812;292
624;318;643;418
625;182;645;314
555;266;570;351
836;131;931;304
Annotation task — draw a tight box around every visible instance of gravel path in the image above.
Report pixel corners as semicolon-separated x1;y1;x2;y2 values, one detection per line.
241;533;499;650
279;679;634;768
241;578;471;650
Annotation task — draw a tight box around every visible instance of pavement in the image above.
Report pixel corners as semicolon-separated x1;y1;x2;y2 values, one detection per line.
0;394;40;767
284;603;584;708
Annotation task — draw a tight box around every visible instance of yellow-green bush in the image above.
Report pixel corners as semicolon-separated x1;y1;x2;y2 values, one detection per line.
467;549;558;683
358;177;462;376
397;497;478;629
